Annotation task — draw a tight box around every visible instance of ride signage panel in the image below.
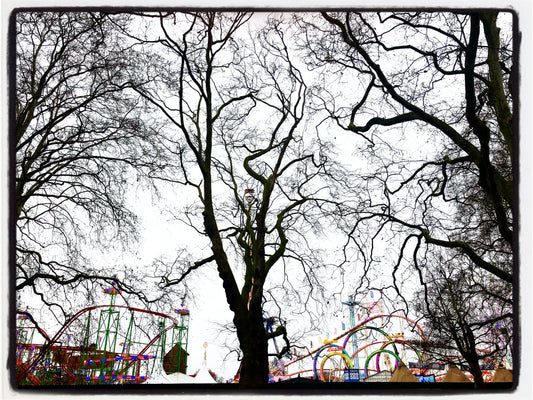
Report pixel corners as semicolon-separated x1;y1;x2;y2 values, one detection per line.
408;362;445;370
415;374;436;382
344;368;360;382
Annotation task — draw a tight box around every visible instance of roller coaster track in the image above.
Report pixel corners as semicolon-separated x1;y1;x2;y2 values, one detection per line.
17;304;180;385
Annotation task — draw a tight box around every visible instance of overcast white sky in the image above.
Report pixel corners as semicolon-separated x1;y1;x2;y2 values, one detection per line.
2;1;532;400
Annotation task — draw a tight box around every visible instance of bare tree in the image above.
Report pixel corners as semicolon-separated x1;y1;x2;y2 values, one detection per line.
15;9;516;388
125;12;351;386
14;11;173;329
412;253;512;385
295;11;514;303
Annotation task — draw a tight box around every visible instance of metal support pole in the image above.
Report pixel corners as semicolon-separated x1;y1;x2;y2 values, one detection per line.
342;295;360;371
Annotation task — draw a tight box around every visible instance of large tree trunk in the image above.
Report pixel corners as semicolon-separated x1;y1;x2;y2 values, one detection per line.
203;196;271;387
235;308;269;388
462;323;486;387
238;326;269;387
464;354;485;387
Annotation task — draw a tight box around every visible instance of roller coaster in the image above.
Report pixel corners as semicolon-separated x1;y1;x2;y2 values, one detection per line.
16;288;507;385
267;313;502;383
16;285;190;385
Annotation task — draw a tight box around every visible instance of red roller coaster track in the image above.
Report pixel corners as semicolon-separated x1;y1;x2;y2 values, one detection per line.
17;304;181;385
268;314;427;377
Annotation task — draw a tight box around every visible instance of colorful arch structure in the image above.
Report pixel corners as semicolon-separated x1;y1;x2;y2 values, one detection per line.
307;315;426;380
270;313;501;383
319;351;353;382
275;314;429;381
312;343;352;380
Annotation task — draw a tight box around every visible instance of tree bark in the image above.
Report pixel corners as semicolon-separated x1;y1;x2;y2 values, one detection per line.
235;309;269;387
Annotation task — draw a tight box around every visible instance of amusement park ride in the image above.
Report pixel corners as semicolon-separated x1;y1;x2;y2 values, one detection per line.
16;285;508;385
265;311;505;383
263;313;427;383
264;290;511;385
16;283;190;385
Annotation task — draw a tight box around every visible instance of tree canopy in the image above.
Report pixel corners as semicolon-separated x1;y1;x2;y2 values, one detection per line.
14;11;176;334
12;10;517;387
